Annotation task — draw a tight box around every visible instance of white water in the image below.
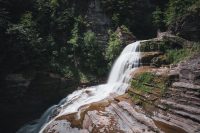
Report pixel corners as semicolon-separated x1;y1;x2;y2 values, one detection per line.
17;41;141;133
59;41;140;116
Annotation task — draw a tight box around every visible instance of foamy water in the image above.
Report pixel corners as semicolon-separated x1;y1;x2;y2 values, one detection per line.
17;41;141;133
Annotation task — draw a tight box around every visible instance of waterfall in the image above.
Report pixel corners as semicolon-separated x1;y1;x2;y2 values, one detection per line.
17;41;141;133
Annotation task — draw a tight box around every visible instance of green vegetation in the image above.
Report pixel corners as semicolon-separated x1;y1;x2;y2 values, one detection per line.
131;72;167;94
165;0;197;25
151;0;198;28
0;0;199;85
0;0;107;84
152;7;165;30
100;0;158;39
130;72;168;110
165;43;200;64
105;30;122;66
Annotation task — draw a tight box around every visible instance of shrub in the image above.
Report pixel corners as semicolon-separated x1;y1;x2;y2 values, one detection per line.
165;0;197;25
105;30;122;66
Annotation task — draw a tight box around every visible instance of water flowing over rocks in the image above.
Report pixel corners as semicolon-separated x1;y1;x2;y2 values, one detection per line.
18;36;200;133
42;63;200;133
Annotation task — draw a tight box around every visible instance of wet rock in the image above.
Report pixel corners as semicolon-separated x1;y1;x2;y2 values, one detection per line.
44;120;89;133
128;54;200;133
140;52;163;66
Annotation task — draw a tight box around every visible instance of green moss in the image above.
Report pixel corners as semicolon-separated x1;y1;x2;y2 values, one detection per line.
131;72;167;94
131;72;154;93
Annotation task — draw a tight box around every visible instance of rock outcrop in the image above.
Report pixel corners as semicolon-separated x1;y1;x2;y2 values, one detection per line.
128;55;200;133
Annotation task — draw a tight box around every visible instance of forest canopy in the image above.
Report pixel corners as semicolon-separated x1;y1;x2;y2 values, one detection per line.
0;0;198;83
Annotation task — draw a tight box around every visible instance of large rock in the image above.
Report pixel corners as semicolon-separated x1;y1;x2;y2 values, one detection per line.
43;99;161;133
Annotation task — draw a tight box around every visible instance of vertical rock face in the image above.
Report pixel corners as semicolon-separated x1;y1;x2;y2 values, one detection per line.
86;0;111;46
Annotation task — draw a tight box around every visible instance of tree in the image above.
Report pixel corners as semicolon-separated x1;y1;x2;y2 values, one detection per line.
152;7;165;31
106;30;122;66
165;0;197;25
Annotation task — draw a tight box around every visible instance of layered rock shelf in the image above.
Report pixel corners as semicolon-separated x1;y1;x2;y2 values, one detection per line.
39;35;200;133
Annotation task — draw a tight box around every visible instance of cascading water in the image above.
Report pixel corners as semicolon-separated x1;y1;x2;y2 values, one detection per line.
17;41;141;133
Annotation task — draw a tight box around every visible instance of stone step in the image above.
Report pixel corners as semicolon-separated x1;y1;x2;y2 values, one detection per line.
160;99;200;115
169;109;200;123
165;91;200;103
110;102;159;133
168;87;200;97
153;111;199;133
172;82;200;90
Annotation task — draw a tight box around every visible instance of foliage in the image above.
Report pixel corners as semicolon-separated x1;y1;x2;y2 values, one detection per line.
131;72;167;94
165;43;200;64
105;30;122;66
152;7;165;30
82;31;107;76
132;72;154;92
165;0;197;25
1;0;200;85
100;0;156;39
